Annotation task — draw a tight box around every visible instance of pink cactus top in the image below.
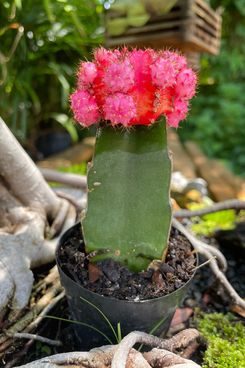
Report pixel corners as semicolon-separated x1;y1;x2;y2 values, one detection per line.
70;48;197;128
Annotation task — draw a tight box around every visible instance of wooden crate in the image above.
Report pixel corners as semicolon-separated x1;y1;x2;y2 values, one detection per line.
105;0;222;55
184;51;200;71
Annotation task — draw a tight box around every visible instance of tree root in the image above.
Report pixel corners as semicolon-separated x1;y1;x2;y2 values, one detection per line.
56;190;85;211
32;265;59;295
111;329;200;368
0;117;77;316
16;329;200;368
196;242;227;272
173;218;245;310
174;199;245;218
40;168;87;190
174;199;245;272
47;198;70;239
5;339;34;368
143;349;200;368
180;341;200;359
0;277;63;355
13;333;62;347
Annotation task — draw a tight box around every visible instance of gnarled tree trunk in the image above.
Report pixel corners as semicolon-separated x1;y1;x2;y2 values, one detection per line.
0;117;76;316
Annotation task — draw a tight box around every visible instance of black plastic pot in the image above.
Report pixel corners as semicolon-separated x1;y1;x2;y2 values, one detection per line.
56;223;197;350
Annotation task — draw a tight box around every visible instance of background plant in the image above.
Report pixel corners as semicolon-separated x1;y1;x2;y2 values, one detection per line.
179;0;245;177
0;0;104;148
1;0;244;177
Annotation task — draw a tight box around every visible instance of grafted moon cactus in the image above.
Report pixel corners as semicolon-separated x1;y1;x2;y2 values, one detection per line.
71;47;197;272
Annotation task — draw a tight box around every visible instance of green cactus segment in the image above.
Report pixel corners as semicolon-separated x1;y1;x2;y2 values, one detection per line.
82;119;172;272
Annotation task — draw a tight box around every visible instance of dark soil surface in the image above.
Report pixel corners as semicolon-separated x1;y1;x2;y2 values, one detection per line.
58;225;196;301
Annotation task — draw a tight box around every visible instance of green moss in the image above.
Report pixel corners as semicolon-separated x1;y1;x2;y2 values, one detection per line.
197;313;245;368
188;202;245;236
191;209;236;236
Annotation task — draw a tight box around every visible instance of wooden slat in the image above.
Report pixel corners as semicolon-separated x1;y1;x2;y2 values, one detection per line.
106;35;217;55
106;0;222;55
194;0;221;23
192;4;221;31
188;33;219;54
194;30;220;49
106;25;220;55
106;29;185;48
122;19;187;36
185;141;242;201
147;9;185;23
107;0;221;29
194;15;220;37
120;16;219;38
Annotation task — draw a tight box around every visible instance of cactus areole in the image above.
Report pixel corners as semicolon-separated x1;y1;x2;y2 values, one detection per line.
71;47;197;272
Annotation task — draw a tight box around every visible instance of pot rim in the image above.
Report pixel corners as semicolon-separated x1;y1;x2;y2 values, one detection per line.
56;222;198;305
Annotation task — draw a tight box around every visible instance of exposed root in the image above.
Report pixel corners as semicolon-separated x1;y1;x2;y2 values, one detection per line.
56;190;85;211
111;329;200;368
40;168;87;189
174;199;245;218
47;199;70;239
18;347;116;367
15;330;201;368
26;291;65;332
0;282;63;354
180;340;200;359
196;242;227;272
173;199;245;272
13;333;62;347
32;266;59;295
173;218;245;311
144;348;200;368
5;339;34;368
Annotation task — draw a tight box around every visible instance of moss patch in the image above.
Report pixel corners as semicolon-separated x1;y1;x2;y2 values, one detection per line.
197;313;245;368
188;202;245;236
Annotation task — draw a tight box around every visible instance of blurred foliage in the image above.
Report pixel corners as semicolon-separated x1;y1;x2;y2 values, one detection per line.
106;0;179;36
0;0;104;145
191;208;236;236
196;313;245;368
188;194;245;235
180;0;245;177
58;162;87;175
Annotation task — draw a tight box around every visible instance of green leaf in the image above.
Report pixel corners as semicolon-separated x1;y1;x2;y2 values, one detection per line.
45;315;113;344
80;296;119;343
14;0;22;9
43;0;55;23
82;119;172;272
51;113;78;142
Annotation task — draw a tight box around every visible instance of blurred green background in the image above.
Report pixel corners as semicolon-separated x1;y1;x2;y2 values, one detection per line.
0;0;104;157
0;0;244;176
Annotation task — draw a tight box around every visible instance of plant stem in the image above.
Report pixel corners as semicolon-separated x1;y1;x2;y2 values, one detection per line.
83;119;172;271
